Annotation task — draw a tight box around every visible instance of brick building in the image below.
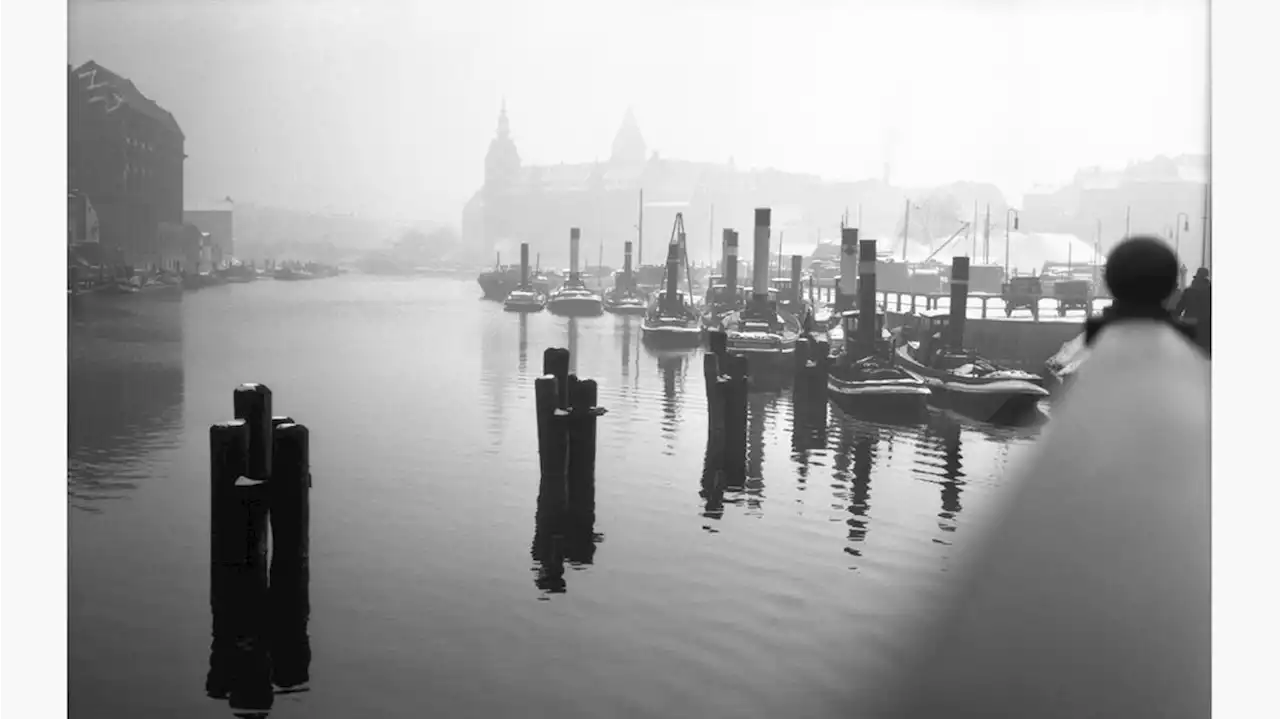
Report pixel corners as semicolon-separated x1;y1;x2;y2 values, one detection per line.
184;197;235;267
68;61;186;268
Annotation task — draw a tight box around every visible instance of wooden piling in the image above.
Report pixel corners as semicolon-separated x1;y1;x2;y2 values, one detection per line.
233;383;273;479
269;422;311;690
543;347;571;409
566;377;599;507
207;420;272;710
534;375;568;520
795;337;812;378
707;329;729;365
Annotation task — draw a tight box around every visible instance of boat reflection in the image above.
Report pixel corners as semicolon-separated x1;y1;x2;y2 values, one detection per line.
656;352;686;454
68;291;185;509
912;412;967;540
566;317;579;375
620;315;634;379
744;393;776;512
518;313;529;375
832;417;879;559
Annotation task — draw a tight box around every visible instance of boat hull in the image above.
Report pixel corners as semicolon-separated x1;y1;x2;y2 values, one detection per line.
640;322;703;348
503;300;545;313
605;301;648;315
547;295;605;317
895;345;1048;423
826;374;931;417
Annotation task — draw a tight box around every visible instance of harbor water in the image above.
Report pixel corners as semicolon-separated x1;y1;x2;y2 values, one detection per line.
68;275;1044;718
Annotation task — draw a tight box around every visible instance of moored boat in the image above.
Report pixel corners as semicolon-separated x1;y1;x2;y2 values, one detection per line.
640;215;702;348
826;310;930;417
546;227;605;317
502;242;545;312
604;239;649;314
894;308;1047;422
503;289;545;312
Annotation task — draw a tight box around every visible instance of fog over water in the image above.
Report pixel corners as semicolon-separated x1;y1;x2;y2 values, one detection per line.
69;0;1208;224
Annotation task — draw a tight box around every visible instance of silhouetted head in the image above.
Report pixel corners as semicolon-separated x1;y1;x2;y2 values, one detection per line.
1194;267;1209;282
1104;236;1178;307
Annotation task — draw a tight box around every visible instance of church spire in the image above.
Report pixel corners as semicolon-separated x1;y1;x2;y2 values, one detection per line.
610;106;647;166
497;98;511;139
486;101;520;190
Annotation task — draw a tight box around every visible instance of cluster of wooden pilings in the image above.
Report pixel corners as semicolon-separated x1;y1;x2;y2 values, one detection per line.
792;335;831;434
533;349;606;592
207;383;311;714
702;331;750;486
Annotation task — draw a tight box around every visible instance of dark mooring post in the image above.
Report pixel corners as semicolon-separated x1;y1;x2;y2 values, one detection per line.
566;378;601;565
207;420;273;712
794;336;812;382
543;347;571;410
269;422;311;691
233;383;273;479
723;353;750;485
534;375;568;524
566;377;600;510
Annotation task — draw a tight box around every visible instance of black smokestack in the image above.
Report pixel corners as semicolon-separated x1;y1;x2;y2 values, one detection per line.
725;229;739;298
752;208;771;307
839;228;859;310
858;239;878;346
948;256;969;348
520;242;530;290
624;240;634;290
790;255;803;305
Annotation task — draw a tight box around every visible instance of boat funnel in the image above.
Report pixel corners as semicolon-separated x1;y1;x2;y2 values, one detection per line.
949;255;969;348
858;239;878;346
624;240;634;289
520;243;530;289
569;227;581;284
790;255;803;304
752;208;771;306
838;228;859;310
724;229;738;297
665;221;683;313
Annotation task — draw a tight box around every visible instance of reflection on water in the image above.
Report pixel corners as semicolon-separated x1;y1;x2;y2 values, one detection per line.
69;277;1044;718
656;352;685;455
916;413;968;540
68;292;185;510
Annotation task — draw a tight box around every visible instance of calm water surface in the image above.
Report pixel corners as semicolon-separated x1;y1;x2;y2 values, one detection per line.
68;276;1043;718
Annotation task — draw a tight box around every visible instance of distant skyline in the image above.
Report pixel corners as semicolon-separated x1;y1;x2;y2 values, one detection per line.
69;0;1209;225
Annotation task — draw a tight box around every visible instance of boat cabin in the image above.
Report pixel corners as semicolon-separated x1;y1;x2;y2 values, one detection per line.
908;309;977;369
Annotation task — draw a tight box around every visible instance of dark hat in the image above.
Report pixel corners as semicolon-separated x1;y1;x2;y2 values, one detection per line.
1194;267;1209;280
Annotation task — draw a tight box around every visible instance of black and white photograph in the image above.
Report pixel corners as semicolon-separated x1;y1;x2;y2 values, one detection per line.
1;0;1274;716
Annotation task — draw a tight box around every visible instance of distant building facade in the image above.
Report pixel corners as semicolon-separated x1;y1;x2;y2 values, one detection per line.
185;198;236;267
460;106;986;269
68;61;186;268
1021;154;1209;254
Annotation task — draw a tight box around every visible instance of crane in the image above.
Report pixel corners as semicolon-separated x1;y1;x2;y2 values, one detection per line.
923;221;974;264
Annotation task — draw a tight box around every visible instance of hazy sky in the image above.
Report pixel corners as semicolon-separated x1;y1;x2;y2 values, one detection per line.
69;0;1208;225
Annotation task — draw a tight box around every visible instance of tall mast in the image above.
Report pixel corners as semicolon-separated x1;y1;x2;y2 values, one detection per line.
637;188;644;268
901;199;911;262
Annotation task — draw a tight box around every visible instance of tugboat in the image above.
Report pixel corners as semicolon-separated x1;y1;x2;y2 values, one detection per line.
826;236;930;417
546;228;604;317
604;240;649;315
641;214;703;348
503;242;545;313
477;251;522;300
718;209;801;380
894;256;1048;423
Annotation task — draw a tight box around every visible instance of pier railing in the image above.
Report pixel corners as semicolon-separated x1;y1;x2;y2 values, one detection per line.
883;318;1210;718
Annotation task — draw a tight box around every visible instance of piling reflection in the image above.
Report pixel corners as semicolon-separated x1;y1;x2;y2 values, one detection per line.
68;292;185;508
207;531;313;714
531;459;601;595
566;318;579;375
790;374;830;482
481;311;509;443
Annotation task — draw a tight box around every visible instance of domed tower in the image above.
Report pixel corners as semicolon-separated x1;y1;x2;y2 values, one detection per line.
483;101;522;254
610;107;647;166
